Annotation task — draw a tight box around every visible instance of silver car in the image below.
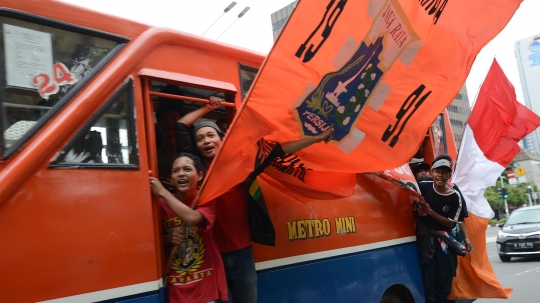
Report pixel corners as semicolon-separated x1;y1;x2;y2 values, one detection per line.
496;205;540;262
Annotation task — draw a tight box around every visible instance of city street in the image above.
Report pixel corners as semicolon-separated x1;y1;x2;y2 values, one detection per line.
476;226;540;303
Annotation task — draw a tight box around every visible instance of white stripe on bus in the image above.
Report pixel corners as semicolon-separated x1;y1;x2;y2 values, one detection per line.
38;278;163;303
255;236;417;271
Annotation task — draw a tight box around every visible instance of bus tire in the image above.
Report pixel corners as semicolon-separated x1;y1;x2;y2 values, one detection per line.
380;285;414;303
380;292;402;303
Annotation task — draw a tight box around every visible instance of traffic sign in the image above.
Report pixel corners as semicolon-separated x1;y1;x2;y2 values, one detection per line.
518;176;527;183
516;167;526;176
507;171;515;178
508;178;517;185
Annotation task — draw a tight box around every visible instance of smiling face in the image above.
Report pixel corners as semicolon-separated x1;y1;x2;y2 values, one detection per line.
431;167;451;187
170;156;203;196
195;126;222;160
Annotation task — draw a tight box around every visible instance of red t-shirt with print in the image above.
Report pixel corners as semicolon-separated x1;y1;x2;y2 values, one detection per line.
160;195;227;303
213;184;252;253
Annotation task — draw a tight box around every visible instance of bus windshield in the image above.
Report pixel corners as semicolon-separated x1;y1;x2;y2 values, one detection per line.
1;16;121;156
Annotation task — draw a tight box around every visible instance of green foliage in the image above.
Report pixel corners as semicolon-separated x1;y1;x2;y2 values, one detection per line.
485;176;537;216
499;218;507;224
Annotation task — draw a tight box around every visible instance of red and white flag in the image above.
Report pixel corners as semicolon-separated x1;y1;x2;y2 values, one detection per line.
450;59;540;300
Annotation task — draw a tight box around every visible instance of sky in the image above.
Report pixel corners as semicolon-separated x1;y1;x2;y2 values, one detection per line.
61;0;540;106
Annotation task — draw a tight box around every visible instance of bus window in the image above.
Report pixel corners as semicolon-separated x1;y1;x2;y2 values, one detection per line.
238;63;259;100
150;80;233;176
50;81;138;166
431;113;447;156
0;15;124;158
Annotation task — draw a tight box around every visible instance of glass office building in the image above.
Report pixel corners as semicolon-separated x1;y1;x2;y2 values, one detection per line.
515;34;540;155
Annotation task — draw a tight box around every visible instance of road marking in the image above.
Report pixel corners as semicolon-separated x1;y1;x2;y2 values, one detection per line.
486;236;497;243
511;266;540;278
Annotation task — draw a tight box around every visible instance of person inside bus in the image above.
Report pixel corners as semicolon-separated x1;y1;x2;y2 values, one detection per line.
416;155;468;303
215;119;228;134
173;96;333;303
413;162;431;181
150;152;228;303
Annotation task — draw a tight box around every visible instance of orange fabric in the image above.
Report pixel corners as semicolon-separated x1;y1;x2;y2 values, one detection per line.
199;0;521;204
259;165;356;203
449;214;512;299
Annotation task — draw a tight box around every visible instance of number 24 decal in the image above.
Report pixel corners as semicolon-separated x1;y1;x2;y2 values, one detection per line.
32;62;78;99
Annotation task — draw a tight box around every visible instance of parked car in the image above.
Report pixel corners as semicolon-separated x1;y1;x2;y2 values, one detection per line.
496;205;540;262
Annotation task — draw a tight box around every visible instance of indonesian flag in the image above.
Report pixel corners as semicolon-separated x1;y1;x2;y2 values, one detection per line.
449;59;540;300
199;0;521;204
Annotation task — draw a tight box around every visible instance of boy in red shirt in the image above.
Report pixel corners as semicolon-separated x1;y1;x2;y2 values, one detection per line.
150;153;227;303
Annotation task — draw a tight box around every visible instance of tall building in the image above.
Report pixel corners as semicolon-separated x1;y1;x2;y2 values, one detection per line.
271;1;297;40
515;34;540;155
513;148;540;198
447;85;471;150
270;1;471;149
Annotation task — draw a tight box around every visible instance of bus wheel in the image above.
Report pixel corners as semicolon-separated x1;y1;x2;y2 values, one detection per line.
380;292;403;303
380;285;414;303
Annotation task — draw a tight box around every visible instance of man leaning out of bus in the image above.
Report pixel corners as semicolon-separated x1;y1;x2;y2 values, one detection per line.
416;156;467;303
414;159;473;254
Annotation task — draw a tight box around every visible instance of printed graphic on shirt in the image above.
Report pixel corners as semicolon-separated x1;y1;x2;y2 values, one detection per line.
164;221;213;285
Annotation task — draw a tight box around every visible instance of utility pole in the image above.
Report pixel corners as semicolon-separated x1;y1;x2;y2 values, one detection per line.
527;185;533;207
500;175;509;218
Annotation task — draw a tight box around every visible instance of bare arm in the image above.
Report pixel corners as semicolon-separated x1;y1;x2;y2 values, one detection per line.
281;126;334;154
459;222;473;253
150;177;204;226
178;96;221;127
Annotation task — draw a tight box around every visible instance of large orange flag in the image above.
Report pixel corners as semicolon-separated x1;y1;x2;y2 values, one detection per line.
199;0;522;204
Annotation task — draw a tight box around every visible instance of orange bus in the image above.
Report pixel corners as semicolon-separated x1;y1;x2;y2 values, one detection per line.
0;1;457;302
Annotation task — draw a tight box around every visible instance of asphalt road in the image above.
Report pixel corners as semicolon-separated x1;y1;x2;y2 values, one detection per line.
475;226;540;303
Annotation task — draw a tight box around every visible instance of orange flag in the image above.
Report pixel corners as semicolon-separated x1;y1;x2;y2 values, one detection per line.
199;0;522;204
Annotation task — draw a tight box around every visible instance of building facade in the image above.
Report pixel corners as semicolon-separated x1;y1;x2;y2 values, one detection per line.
270;1;470;150
271;1;297;40
447;85;471;150
513;149;540;200
515;34;540;155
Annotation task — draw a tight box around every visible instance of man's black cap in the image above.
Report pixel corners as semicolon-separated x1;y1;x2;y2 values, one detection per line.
413;162;430;174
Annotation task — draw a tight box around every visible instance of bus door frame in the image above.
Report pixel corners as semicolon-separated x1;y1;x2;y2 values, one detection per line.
139;68;238;273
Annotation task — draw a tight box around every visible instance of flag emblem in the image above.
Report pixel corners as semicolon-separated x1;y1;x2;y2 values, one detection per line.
292;0;421;153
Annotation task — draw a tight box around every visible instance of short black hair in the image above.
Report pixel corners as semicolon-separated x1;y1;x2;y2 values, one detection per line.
412;162;430;174
172;152;205;173
432;154;453;166
432;154;454;173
